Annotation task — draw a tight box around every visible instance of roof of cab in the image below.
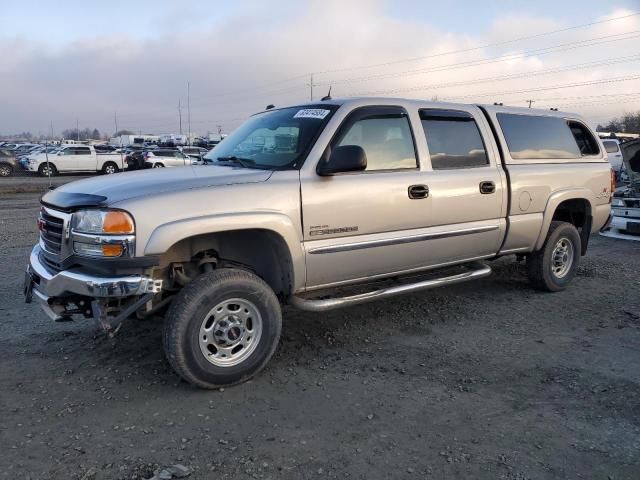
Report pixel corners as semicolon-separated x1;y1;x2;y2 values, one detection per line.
283;96;580;120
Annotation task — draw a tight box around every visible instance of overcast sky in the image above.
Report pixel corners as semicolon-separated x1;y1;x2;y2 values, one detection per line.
1;0;639;137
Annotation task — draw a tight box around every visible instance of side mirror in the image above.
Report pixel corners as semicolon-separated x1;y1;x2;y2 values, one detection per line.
317;145;367;176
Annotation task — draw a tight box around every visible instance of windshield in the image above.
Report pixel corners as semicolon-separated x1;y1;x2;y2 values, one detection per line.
204;105;338;169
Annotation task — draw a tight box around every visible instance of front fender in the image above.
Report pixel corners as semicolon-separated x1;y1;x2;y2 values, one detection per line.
534;188;595;251
144;212;305;290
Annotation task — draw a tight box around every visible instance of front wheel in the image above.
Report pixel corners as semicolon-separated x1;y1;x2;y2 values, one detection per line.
163;269;282;388
38;163;57;177
527;221;581;292
152;163;164;168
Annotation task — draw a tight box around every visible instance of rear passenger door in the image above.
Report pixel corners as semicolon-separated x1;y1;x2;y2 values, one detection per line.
73;146;95;171
417;108;505;260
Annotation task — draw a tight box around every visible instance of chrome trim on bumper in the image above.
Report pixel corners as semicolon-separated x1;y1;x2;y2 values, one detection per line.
27;244;162;299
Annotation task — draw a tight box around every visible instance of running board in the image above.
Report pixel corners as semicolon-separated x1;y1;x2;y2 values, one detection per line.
289;261;492;312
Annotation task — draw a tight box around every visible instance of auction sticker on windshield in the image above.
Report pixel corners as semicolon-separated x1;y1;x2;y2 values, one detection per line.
293;109;331;120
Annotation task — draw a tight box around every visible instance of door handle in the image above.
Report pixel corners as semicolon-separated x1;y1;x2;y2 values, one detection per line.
408;184;429;199
479;181;496;194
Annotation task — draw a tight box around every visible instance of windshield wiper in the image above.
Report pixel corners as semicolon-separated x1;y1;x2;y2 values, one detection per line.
215;156;257;168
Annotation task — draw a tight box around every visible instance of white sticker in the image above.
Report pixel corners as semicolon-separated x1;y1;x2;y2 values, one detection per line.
293;109;331;120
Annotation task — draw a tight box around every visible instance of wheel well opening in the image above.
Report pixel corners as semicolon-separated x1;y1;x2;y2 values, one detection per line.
551;198;592;255
160;229;293;297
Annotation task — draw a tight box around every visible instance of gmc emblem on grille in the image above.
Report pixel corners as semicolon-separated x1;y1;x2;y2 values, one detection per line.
37;218;47;232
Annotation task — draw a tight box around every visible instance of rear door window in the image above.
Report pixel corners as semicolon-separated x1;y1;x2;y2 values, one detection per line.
603;140;619;154
497;113;582;159
420;109;489;169
74;147;91;155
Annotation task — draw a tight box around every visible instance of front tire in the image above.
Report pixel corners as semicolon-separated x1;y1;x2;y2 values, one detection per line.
527;221;581;292
163;269;282;388
38;163;57;177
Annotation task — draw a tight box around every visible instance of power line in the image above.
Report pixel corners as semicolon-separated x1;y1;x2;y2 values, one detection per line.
317;29;640;86
345;54;640;97
314;11;640;75
444;74;640;101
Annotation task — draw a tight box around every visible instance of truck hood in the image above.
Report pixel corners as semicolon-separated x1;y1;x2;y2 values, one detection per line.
621;140;640;187
42;166;273;210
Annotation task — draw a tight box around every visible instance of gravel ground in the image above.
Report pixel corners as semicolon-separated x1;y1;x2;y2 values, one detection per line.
1;193;639;480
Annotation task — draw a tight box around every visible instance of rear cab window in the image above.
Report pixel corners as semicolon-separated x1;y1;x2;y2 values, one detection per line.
497;113;600;160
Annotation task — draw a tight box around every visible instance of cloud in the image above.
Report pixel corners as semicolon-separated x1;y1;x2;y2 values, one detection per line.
0;2;638;136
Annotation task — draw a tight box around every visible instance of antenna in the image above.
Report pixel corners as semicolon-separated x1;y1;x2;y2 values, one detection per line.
321;86;332;101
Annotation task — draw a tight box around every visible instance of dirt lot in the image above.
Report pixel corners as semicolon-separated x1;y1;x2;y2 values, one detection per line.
1;192;639;480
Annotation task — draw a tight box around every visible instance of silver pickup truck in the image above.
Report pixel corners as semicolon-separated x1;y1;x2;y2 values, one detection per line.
24;97;613;388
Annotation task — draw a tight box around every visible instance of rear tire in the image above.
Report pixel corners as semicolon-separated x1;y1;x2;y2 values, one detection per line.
102;162;119;174
0;163;13;177
163;269;282;388
38;163;57;177
527;221;581;292
152;163;164;168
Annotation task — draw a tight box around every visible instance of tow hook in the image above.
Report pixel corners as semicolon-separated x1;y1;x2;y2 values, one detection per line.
91;293;155;337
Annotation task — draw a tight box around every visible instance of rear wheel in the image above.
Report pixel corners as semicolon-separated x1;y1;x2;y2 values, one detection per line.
38;163;57;177
152;163;164;168
0;163;13;177
102;162;119;174
527;221;581;292
163;269;282;388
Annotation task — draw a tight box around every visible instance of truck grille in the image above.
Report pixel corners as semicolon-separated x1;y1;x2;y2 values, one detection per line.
40;210;65;254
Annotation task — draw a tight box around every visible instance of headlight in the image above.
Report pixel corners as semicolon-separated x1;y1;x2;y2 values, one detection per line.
71;209;135;258
611;198;624;207
72;210;134;234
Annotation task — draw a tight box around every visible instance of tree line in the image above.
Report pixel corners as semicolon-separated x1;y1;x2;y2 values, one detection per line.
596;112;640;134
0;127;138;142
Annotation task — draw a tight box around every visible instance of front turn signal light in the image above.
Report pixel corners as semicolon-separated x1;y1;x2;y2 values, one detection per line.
101;244;124;257
103;211;134;234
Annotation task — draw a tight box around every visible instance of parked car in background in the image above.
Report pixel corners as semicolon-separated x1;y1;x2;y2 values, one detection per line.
23;144;124;176
602;139;624;176
0;149;19;177
603;139;640;240
144;149;193;168
178;147;208;165
125;150;151;171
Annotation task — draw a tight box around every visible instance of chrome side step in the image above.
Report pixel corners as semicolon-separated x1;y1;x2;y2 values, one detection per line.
289;261;492;312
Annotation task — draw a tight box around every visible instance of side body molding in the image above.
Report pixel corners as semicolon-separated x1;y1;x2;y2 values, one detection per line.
144;212;306;291
534;188;595;251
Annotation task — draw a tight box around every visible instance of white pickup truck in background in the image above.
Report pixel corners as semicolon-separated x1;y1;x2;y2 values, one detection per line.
23;144;124;176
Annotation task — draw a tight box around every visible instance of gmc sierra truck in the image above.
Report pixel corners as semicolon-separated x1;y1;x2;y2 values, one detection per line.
24;98;613;388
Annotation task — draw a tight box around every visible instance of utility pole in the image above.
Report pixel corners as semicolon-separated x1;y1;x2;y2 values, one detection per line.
187;81;191;146
526;99;535;108
178;100;183;135
114;112;118;136
76;119;80;141
307;73;317;101
50;121;54;141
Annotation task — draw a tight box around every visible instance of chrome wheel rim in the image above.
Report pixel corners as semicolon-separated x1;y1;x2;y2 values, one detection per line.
153;163;163;168
41;166;52;176
0;165;10;176
551;237;573;278
105;165;116;174
199;298;262;367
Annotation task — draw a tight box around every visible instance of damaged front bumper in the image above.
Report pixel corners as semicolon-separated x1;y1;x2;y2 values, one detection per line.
24;244;162;322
